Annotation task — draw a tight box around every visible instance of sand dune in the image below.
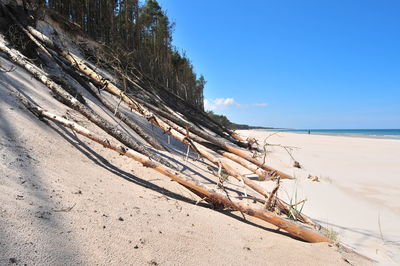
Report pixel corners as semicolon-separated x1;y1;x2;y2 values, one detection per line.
0;53;372;265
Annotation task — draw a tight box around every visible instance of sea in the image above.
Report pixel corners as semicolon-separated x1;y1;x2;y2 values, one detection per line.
263;129;400;139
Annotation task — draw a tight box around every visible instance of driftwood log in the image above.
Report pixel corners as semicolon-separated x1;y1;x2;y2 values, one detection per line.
13;90;331;244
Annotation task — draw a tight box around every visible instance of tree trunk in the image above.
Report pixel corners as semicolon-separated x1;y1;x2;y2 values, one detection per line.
83;81;165;151
15;92;331;244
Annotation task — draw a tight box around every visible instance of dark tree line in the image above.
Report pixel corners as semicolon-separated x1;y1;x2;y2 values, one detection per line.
45;0;205;109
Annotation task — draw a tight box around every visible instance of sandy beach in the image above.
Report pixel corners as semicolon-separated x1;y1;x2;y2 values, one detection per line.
237;129;400;264
1;0;398;264
0;54;374;265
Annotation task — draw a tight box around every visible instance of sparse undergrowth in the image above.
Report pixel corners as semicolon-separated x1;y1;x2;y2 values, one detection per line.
324;227;339;243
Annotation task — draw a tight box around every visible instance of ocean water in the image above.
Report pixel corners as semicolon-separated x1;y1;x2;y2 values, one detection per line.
266;129;400;139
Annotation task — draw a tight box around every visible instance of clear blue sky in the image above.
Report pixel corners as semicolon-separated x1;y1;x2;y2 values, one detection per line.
157;0;400;129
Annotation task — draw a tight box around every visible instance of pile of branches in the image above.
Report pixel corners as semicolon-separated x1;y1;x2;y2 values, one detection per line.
0;1;332;243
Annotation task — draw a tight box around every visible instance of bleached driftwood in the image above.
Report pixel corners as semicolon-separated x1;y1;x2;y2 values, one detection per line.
14;91;331;244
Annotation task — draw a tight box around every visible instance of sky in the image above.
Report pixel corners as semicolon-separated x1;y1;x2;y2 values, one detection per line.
157;0;400;129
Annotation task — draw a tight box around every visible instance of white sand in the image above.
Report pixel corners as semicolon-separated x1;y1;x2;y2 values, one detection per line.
237;129;400;264
0;52;372;265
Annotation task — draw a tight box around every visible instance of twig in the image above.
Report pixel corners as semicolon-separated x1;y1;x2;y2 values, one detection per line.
195;197;207;205
184;126;191;164
234;195;265;204
282;146;297;163
378;212;385;243
239;176;248;198
217;161;222;178
184;145;190;164
215;163;246;220
52;203;76;212
114;94;123;115
290;199;307;208
264;131;281;141
261;133;280;165
262;137;300;167
265;177;280;210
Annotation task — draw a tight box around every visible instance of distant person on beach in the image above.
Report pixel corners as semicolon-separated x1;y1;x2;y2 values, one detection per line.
308;130;311;134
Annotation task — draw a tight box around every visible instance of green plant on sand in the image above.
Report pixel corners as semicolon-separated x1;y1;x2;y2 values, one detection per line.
287;188;307;221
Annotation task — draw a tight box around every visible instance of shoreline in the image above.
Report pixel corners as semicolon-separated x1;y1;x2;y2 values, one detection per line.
241;128;400;140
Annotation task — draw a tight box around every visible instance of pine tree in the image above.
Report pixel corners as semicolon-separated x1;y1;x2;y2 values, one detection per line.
45;0;205;110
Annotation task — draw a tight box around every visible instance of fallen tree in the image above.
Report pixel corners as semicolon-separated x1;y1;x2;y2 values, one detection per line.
12;89;331;244
16;17;323;226
21;25;293;181
0;1;326;241
84;82;166;151
1;11;309;221
43;41;293;180
0;36;176;170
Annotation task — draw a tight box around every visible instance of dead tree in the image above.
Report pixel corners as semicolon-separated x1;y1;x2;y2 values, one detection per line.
0;38;176;170
7;12;320;227
14;90;331;244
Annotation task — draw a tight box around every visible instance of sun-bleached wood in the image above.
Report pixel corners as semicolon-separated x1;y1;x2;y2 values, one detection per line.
15;92;331;244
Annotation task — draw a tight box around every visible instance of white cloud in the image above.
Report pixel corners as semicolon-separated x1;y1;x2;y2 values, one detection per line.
252;103;268;107
204;98;268;111
204;98;236;110
214;98;235;106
